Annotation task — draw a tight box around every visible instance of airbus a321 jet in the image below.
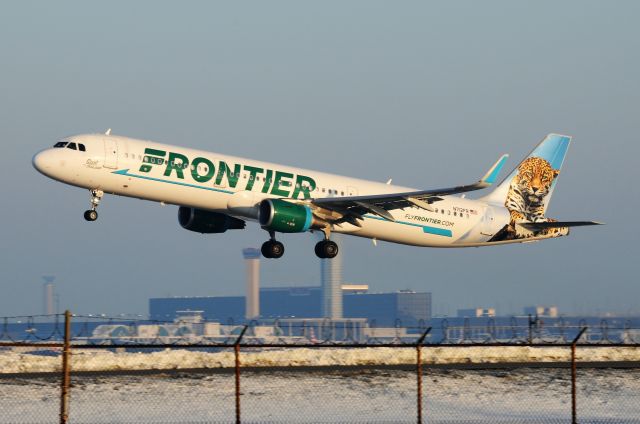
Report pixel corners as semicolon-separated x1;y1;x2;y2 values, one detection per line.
33;131;600;259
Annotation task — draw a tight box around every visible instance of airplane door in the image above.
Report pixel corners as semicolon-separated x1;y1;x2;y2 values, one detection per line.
481;206;495;236
104;138;119;169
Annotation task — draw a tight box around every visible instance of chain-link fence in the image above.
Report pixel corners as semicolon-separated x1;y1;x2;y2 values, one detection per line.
1;312;640;423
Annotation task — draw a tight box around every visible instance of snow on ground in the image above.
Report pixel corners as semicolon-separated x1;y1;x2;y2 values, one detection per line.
1;368;639;423
1;346;640;374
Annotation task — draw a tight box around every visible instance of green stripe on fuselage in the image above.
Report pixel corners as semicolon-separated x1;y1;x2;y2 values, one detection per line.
112;169;234;194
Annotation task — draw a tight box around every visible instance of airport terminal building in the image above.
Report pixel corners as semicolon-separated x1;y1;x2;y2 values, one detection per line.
149;286;432;327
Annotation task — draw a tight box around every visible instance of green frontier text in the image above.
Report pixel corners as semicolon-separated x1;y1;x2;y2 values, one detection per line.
139;148;317;199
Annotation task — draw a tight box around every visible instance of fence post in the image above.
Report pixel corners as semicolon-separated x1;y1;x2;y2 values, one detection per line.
234;325;249;424
571;327;588;424
416;327;432;424
528;314;539;344
60;310;72;424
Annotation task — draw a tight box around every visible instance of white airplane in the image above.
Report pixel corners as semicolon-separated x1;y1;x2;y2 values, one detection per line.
33;131;600;259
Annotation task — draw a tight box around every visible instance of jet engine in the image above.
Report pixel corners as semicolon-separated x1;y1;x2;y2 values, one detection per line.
259;199;322;233
178;207;246;233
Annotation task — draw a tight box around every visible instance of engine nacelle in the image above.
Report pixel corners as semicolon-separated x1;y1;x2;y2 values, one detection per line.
178;207;246;233
259;199;319;233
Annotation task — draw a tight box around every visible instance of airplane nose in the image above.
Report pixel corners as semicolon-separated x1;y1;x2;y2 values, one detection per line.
32;150;52;174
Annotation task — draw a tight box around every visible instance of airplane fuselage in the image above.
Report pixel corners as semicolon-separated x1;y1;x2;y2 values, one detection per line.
33;133;564;253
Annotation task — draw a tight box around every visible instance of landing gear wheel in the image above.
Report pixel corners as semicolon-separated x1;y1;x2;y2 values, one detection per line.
84;210;98;221
315;240;338;259
261;240;285;259
85;189;103;222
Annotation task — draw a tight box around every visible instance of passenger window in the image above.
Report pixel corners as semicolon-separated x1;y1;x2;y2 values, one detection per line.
341;191;344;196
78;144;86;152
67;143;77;150
322;188;325;193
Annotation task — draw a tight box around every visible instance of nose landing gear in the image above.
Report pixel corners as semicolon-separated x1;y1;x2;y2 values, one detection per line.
261;231;284;259
84;189;103;222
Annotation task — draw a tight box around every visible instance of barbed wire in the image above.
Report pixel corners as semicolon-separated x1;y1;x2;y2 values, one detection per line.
2;314;640;346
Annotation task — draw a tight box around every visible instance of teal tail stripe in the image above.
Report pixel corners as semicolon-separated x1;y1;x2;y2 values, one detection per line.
529;134;571;170
112;169;234;194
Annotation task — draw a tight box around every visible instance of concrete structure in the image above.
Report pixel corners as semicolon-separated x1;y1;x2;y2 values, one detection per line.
344;290;432;326
321;234;343;319
341;284;369;294
457;307;496;318
242;248;261;319
42;276;55;315
149;295;244;322
149;287;432;326
524;305;559;318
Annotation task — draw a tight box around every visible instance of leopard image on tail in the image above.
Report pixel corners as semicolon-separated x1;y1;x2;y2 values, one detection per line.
503;156;568;239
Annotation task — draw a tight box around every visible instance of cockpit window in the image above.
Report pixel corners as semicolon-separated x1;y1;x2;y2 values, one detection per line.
78;144;86;152
67;143;77;150
54;142;68;148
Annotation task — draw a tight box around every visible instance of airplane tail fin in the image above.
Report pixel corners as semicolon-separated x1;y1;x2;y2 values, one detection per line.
481;133;571;216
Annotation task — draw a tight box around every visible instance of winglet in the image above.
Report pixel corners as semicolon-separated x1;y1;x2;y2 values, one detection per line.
479;154;509;187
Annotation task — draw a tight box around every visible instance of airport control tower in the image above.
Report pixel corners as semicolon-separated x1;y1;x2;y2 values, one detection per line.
42;276;55;315
321;234;343;319
242;248;261;320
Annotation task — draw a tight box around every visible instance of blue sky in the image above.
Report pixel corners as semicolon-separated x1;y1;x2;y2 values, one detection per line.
0;1;638;317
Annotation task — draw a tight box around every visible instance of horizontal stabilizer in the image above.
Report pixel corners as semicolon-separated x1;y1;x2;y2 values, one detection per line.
518;221;604;231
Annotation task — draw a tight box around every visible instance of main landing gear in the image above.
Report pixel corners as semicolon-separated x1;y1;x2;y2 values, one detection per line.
315;228;338;259
315;239;338;259
261;231;284;259
261;229;339;259
84;189;103;222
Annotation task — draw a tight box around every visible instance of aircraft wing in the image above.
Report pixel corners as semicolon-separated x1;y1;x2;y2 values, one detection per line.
311;154;509;223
